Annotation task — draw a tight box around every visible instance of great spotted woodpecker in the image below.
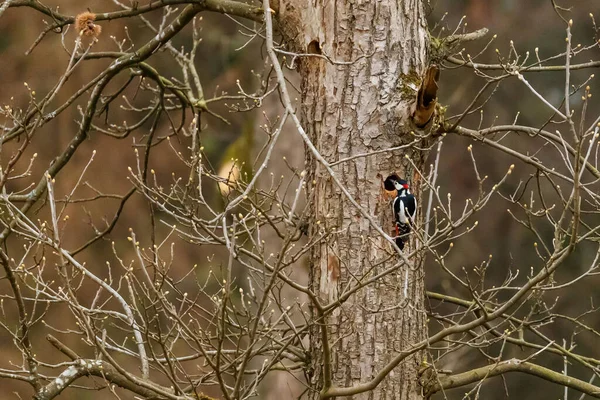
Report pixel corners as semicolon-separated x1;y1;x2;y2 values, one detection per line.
384;174;417;250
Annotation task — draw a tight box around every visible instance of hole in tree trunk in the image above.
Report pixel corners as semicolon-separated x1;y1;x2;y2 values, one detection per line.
307;40;322;55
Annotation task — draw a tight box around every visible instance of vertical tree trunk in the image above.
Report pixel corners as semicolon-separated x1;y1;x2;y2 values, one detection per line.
277;0;430;398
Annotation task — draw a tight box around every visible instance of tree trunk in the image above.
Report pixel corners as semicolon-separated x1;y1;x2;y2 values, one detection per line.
277;0;430;398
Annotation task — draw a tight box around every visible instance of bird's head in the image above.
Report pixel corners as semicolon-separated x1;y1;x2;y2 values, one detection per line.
384;174;409;192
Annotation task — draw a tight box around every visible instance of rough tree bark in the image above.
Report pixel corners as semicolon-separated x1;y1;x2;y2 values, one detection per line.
276;0;431;398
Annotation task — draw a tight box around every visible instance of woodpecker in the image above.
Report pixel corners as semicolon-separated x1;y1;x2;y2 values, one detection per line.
384;174;417;250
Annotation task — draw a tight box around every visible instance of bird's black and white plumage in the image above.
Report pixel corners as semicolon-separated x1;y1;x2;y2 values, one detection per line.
384;174;417;250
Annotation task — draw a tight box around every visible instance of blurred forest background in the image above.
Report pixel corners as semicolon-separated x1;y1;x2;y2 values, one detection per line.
429;1;600;398
1;0;600;398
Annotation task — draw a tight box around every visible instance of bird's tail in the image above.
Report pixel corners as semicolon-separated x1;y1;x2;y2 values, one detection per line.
395;236;405;251
395;223;412;251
